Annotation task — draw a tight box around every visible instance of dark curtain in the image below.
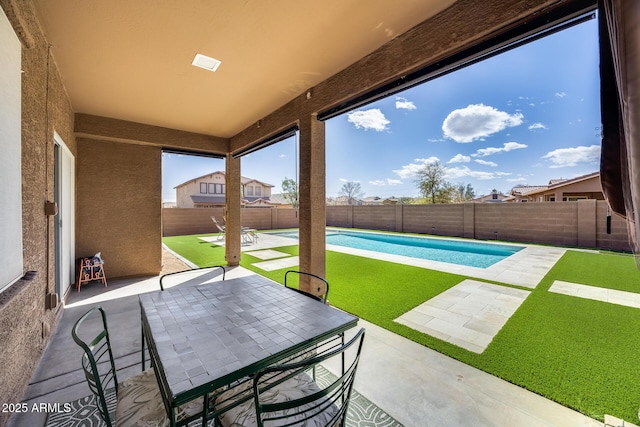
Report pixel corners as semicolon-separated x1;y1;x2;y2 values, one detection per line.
599;0;640;255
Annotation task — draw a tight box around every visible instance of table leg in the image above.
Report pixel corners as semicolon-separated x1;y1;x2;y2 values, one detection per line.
141;319;146;370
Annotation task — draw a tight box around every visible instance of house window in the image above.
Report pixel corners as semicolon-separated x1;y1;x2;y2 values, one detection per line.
200;183;207;193
492;193;498;200
549;197;555;201
217;184;225;194
0;9;23;293
246;186;254;196
254;186;261;197
208;183;215;193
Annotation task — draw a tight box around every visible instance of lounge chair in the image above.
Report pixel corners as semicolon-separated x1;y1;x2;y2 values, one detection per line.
212;216;257;244
211;216;226;241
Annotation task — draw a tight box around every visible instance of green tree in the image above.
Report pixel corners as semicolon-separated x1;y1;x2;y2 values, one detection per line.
452;182;476;202
464;183;476;200
281;177;299;208
339;181;364;205
414;161;451;203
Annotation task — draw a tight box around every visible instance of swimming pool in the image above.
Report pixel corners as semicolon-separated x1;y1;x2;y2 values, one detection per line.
272;230;523;268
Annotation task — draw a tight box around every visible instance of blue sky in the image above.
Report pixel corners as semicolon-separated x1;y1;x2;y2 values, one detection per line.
163;16;600;202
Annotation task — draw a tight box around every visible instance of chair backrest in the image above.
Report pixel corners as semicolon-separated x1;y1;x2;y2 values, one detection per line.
71;306;118;427
211;216;225;231
253;328;365;427
159;265;226;290
284;270;329;304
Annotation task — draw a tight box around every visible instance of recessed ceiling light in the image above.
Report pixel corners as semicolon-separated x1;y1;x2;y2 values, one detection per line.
192;53;221;72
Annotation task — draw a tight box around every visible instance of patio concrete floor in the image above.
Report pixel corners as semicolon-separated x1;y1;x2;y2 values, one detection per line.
9;241;611;427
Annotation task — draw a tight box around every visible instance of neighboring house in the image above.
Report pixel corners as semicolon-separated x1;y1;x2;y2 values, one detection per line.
327;196;364;206
511;171;603;202
472;190;513;203
362;196;384;205
269;193;295;208
162;201;177;208
175;171;278;208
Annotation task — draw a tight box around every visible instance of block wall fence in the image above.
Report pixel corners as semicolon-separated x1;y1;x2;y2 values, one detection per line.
162;200;631;252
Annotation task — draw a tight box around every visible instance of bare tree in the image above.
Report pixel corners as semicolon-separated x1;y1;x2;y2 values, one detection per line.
339;181;364;205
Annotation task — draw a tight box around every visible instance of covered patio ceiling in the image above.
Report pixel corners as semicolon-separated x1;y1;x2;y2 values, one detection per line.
31;0;455;138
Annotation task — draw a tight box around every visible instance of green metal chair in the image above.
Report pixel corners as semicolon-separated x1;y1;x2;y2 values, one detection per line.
215;328;365;427
72;306;201;426
284;270;330;304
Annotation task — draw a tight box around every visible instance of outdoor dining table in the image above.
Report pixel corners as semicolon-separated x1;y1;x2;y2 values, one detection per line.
139;273;359;426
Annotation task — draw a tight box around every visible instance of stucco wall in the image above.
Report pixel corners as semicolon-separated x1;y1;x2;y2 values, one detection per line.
162;207;301;236
162;208;226;236
176;180;198;208
474;202;578;245
0;1;76;424
76;139;162;278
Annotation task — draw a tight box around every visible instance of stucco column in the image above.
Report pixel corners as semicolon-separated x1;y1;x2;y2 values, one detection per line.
298;115;326;295
225;155;241;266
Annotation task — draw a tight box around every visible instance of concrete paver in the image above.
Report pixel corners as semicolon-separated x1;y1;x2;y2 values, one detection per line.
243;249;290;260
550;280;640;309
395;280;530;353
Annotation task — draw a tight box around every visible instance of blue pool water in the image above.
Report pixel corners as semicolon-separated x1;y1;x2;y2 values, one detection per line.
273;230;523;268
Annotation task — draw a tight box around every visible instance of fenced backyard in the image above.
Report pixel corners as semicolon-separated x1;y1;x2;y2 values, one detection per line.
162;228;640;423
162;200;631;252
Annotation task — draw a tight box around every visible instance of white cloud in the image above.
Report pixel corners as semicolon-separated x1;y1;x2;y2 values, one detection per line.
369;178;403;187
279;154;286;158
442;104;524;143
447;154;471;164
395;97;417;110
542;145;600;168
393;157;439;179
555;92;567;98
473;142;528;157
427;138;446;142
444;166;496;180
347;109;390;131
528;122;548;130
475;159;498;167
507;177;527;182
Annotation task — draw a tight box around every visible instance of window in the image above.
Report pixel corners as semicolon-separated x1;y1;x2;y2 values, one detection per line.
246;186;254;196
208;183;215;194
492;193;498;200
0;9;22;292
255;186;261;197
200;183;207;193
217;184;225;194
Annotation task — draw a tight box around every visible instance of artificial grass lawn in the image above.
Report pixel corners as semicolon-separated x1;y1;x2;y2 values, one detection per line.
163;234;640;423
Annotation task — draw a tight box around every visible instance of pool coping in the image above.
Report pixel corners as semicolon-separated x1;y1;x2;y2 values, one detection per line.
260;228;566;289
